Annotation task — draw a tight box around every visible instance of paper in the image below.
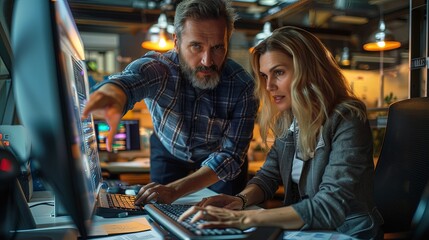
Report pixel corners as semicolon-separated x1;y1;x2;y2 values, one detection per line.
90;218;152;237
91;231;162;240
102;221;151;235
284;231;357;240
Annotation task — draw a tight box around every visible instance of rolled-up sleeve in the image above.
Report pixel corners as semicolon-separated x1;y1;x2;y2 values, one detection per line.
202;82;258;181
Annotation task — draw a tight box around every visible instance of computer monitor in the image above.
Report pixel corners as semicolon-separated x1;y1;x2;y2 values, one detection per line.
94;119;141;152
12;0;103;237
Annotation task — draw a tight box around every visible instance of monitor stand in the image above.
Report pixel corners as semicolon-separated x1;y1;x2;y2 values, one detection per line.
1;179;36;239
7;179;79;240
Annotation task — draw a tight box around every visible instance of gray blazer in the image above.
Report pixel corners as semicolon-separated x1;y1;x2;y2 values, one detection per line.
248;104;384;239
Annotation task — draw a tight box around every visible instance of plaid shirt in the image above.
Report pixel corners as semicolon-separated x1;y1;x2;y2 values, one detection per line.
98;51;258;181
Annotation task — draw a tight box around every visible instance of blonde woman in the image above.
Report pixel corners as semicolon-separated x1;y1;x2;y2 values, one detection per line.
179;26;383;239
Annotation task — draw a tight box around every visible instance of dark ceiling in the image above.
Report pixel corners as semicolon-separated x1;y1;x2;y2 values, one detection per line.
68;0;410;52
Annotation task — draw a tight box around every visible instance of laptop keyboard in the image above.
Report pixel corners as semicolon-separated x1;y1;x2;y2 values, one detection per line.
96;191;145;218
145;203;251;239
106;192;137;209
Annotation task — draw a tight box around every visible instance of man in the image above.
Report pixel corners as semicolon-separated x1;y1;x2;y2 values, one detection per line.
82;0;258;205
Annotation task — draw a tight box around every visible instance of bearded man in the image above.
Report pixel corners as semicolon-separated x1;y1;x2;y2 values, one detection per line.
83;0;258;205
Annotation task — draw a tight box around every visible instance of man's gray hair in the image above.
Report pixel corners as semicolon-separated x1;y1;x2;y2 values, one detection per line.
174;0;238;40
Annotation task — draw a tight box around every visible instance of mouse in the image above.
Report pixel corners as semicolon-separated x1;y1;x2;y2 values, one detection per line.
125;184;143;195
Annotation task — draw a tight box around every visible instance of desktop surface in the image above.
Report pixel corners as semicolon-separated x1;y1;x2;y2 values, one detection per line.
100;157;151;185
21;188;356;240
100;157;151;174
20;188;218;238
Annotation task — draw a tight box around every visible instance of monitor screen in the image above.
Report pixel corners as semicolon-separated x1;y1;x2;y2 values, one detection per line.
12;0;103;237
94;119;141;152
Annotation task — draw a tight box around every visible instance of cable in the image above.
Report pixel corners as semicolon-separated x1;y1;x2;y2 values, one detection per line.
29;202;54;208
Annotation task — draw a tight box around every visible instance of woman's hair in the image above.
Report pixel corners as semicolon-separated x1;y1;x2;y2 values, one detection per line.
174;0;237;41
251;26;366;159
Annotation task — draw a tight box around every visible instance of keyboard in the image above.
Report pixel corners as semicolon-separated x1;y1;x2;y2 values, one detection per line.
145;203;253;239
96;190;145;218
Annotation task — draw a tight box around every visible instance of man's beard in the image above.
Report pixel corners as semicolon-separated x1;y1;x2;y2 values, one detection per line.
179;53;222;90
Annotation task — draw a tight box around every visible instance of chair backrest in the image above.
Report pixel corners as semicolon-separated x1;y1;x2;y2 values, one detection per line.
411;180;429;240
374;97;429;234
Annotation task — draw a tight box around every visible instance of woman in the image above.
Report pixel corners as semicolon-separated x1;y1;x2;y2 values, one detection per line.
178;26;384;239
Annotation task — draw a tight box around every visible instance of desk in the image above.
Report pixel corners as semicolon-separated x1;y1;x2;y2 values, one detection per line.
15;189;356;240
13;188;217;240
100;158;150;174
101;158;151;184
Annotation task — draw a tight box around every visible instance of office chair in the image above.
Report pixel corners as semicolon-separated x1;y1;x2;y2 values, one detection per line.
411;179;429;240
374;97;429;238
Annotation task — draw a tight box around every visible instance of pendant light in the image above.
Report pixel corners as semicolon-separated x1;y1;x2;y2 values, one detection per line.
363;6;401;107
141;13;174;51
363;12;401;51
339;46;351;66
249;22;272;52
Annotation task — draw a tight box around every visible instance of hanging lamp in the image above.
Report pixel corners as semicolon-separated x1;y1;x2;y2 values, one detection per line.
363;19;401;51
249;22;272;52
141;13;174;51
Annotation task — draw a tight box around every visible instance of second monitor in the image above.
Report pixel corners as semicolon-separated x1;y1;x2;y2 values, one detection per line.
94;119;141;152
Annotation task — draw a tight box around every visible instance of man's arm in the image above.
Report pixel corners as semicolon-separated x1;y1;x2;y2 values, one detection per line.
82;83;127;151
134;166;219;205
167;166;219;198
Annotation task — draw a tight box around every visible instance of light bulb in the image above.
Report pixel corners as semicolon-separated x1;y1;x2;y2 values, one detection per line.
377;41;386;48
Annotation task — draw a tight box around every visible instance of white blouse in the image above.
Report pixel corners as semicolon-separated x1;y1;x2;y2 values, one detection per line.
290;120;303;184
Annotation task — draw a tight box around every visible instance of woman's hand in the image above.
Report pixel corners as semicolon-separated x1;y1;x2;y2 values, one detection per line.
178;205;255;230
197;194;243;210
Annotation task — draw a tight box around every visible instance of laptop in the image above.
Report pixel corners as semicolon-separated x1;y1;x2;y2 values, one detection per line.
96;188;145;218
